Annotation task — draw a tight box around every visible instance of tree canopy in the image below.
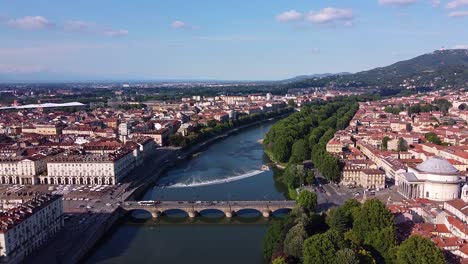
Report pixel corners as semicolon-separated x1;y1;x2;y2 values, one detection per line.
397;236;445;264
352;199;394;243
303;230;348;264
425;132;442;145
297;190;318;214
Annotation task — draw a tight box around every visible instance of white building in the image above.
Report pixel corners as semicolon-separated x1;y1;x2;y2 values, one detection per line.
44;148;135;185
396;156;464;201
0;194;63;264
0;156;48;185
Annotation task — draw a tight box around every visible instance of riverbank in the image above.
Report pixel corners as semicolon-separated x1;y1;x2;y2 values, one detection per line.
264;149;286;169
73;111;293;263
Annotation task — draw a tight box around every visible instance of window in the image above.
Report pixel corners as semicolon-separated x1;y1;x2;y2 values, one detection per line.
426;191;429;198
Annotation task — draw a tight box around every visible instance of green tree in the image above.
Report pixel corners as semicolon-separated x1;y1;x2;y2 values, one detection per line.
283;164;304;189
364;226;398;263
305;170;315;185
262;220;284;262
397;236;445;264
302;213;328;237
425;132;442;145
283;223;307;258
297;190;317;213
397;138;408;152
272;256;287;264
303;230;347;264
340;199;361;224
336;248;360;264
289;139;310;164
433;98;452;114
352;199;394;244
384;106;402;115
327;207;349;233
382;136;390;150
357;249;377;264
272;137;293;163
321;154;341;182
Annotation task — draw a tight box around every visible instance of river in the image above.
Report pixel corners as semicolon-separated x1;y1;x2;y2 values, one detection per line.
86;121;288;264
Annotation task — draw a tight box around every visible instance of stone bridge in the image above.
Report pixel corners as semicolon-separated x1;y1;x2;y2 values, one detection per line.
121;200;296;218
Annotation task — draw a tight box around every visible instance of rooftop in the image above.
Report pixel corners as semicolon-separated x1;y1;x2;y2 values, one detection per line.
415;156;459;175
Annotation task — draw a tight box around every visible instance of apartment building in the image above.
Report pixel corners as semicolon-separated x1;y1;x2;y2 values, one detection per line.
0;156;48;185
45;147;135;185
0;194;63;264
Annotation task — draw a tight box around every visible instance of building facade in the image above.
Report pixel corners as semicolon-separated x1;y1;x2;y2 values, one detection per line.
0;156;47;185
0;194;63;264
45;148;135;185
396;156;464;201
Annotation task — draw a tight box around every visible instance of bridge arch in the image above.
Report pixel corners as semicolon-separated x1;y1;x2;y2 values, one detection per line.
161;209;190;218
198;208;226;218
234;208;263;218
126;208;154;220
271;208;293;217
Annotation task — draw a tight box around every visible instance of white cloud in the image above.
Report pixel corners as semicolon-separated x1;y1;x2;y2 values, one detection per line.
7;16;54;30
448;10;468;16
171;21;186;29
454;44;468;49
64;20;128;37
103;29;129;37
305;8;354;25
171;20;198;30
446;0;468;9
276;10;303;22
432;0;441;7
378;0;418;6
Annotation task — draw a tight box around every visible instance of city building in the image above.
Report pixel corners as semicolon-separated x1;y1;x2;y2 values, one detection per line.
45;147;136;185
0;156;48;185
396;156;464;201
0;194;63;264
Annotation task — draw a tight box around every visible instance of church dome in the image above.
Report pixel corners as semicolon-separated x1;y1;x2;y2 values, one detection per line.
416;156;459;175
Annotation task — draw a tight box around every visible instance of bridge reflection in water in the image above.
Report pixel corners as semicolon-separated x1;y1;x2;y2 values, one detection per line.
122;200;296;219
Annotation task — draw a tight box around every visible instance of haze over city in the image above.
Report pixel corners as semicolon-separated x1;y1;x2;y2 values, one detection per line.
1;0;468;81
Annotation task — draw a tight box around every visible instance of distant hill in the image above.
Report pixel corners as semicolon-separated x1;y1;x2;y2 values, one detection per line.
283;72;351;82
289;49;468;89
354;49;468;79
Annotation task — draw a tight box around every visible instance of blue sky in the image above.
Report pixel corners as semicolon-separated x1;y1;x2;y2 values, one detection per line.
1;0;468;81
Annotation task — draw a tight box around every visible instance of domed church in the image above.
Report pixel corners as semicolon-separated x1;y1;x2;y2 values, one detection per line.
396;156;465;201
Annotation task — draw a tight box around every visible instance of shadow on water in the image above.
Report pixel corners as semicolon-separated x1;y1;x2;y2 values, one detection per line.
83;212;141;264
124;210;292;226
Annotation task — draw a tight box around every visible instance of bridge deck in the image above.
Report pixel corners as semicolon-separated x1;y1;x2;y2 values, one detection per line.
121;200;296;216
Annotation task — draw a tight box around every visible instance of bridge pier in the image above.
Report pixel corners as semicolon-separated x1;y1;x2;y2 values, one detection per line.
188;211;198;218
262;211;271;218
224;211;234;218
151;211;161;219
